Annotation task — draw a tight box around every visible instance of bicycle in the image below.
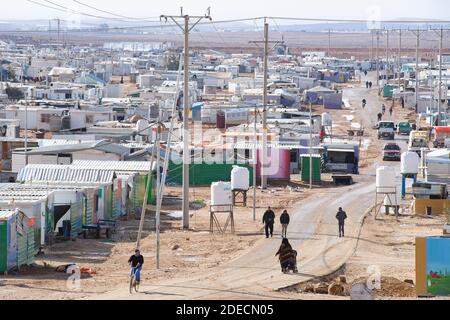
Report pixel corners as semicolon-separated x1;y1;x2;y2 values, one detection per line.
129;265;141;294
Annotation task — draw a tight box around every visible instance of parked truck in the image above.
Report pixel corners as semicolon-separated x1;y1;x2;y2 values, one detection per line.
408;130;429;155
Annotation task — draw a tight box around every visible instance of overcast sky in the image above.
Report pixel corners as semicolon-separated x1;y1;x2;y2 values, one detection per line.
1;0;449;22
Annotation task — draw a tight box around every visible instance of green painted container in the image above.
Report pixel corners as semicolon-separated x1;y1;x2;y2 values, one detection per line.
383;85;398;98
301;155;322;182
168;162;254;186
0;221;7;273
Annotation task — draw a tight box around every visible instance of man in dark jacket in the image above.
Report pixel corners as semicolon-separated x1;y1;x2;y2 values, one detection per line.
128;249;144;284
336;207;347;238
262;207;275;238
377;112;383;122
280;210;290;238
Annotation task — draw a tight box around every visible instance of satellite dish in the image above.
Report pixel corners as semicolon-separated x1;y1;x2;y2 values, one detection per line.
350;283;374;300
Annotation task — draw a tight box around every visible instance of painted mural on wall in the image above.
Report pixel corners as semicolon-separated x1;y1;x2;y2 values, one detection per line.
427;237;450;296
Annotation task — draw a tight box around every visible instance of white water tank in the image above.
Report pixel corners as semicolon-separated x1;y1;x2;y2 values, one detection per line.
376;166;396;193
401;151;420;175
211;182;232;206
321;112;332;127
231;166;250;191
136;119;150;136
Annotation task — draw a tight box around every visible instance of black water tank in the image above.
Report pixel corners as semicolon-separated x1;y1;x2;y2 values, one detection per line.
61;115;71;130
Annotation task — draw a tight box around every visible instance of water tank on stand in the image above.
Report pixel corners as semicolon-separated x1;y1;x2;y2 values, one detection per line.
231;166;250;191
211;182;232;206
49;114;62;132
321;112;332;127
61;114;71;130
149;104;160;121
376;166;396;193
136;119;150;136
401;152;419;175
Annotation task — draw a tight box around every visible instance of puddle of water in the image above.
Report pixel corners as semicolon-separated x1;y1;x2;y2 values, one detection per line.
168;211;183;219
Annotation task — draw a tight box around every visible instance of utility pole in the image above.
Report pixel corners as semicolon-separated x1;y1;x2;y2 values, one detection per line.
309;103;313;190
249;18;283;190
371;30;374;60
49;20;51;43
385;29;389;82
398;29;402;89
161;7;212;229
136;142;157;250
156;120;161;269
328;29;331;57
262;20;269;190
57;18;60;44
413;28;421;113
253;106;257;221
438;27;443;126
376;30;380;87
24;103;28;166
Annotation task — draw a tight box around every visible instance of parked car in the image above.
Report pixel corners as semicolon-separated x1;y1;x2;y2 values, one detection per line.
383;143;401;161
397;122;412;135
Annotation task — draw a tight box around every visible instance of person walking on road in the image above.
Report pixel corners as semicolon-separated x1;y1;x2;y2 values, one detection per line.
262;207;275;238
280;210;290;238
362;99;367;109
336;207;348;238
389;106;393;117
382;104;386;115
377;112;383;122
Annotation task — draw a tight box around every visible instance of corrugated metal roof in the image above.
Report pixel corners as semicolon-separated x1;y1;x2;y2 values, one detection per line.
17;165;115;184
71;160;152;173
0;209;17;221
23;140;128;156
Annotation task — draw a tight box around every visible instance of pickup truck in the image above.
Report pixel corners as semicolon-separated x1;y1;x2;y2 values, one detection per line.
377;121;396;140
408;130;429;155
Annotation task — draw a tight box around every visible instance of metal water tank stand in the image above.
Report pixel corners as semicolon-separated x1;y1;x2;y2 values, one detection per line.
401;174;417;199
373;186;399;221
209;204;234;234
232;189;248;207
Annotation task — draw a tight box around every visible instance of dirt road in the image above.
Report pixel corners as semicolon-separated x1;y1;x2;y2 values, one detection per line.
97;177;377;300
96;73;409;300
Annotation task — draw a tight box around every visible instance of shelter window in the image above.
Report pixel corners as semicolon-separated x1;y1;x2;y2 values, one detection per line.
328;151;355;164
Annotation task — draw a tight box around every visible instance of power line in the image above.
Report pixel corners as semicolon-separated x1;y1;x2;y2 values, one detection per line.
269;16;450;24
27;0;159;22
71;0;159;21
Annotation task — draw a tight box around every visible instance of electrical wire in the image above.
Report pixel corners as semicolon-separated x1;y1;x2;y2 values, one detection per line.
71;0;159;21
209;19;227;45
269;16;450;24
3;9;450;36
27;0;160;23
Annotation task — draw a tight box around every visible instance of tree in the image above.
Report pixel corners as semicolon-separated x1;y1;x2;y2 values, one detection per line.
5;87;24;101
